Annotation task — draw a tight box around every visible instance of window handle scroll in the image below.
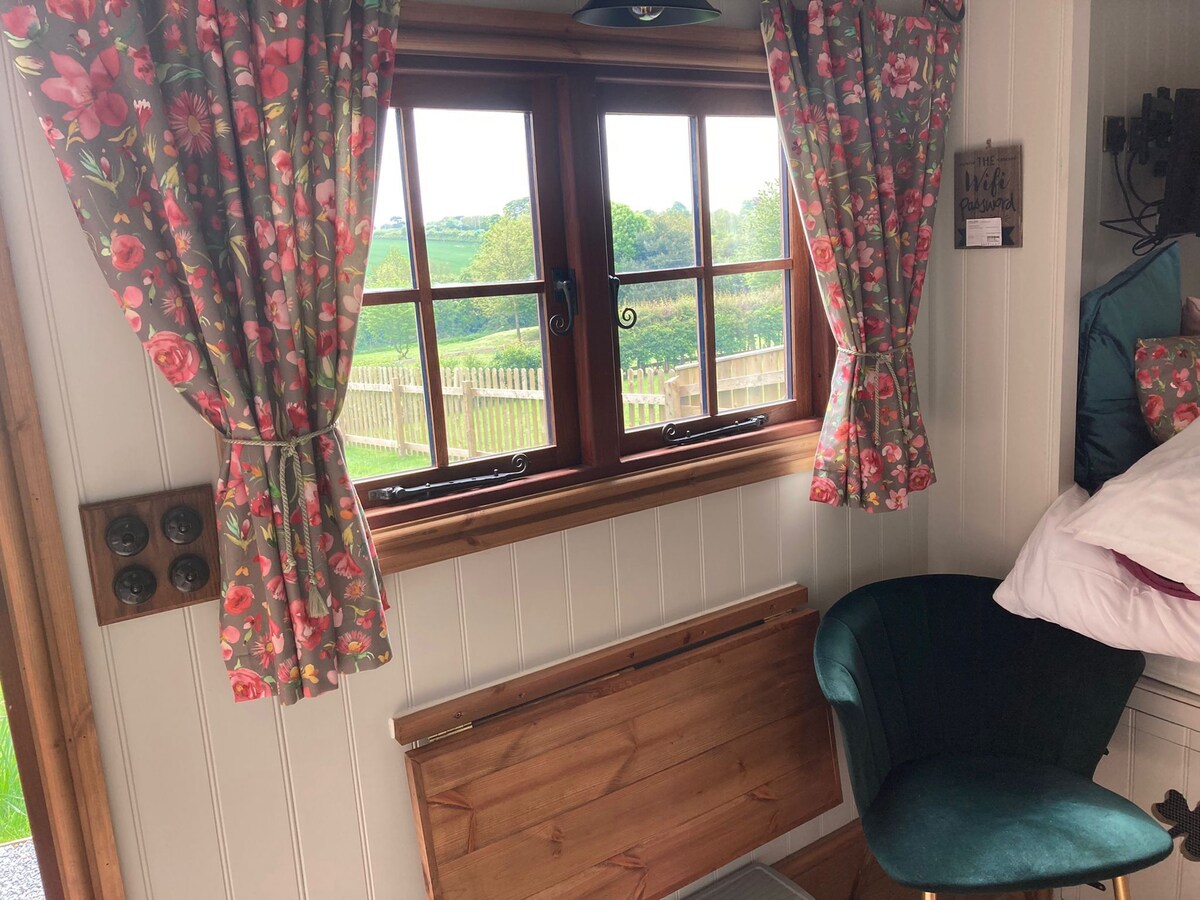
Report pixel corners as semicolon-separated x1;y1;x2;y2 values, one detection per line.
549;268;577;337
662;414;768;447
367;455;529;504
611;276;636;330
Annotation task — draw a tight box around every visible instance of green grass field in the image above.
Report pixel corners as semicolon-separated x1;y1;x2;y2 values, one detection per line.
0;682;30;844
366;232;481;289
345;444;432;481
354;325;539;370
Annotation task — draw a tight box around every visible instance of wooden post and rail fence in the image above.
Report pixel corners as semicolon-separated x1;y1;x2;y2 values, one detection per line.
340;345;788;460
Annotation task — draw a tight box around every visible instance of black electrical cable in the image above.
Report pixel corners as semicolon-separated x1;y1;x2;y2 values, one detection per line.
1100;150;1168;254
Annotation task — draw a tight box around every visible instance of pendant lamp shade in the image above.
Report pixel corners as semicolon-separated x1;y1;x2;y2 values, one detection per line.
573;0;721;27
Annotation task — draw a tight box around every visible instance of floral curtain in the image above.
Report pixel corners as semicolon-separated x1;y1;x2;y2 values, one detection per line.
762;0;961;511
2;0;400;703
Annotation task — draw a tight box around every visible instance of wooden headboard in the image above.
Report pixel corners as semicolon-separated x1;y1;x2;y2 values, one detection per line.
394;584;840;900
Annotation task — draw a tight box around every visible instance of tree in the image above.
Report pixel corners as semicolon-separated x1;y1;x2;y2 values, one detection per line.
610;202;650;271
463;199;537;342
357;306;418;361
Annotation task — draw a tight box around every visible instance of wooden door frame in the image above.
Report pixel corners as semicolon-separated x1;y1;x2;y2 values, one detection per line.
0;200;125;898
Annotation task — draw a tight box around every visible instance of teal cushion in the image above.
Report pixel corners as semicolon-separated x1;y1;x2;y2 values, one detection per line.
1075;242;1182;493
863;754;1173;893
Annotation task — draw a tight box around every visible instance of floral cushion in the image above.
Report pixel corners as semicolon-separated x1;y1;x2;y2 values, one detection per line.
1185;297;1200;335
1135;336;1200;443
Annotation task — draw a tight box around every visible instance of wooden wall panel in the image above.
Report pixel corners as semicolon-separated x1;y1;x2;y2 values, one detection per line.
405;610;837;900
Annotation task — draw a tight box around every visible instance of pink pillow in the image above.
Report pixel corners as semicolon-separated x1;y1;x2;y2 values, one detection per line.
1113;552;1200;602
1185;296;1200;335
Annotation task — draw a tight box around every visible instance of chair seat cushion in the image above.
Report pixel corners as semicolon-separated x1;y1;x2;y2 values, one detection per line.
862;754;1173;893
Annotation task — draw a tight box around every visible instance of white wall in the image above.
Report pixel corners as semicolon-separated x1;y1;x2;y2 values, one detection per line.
0;0;1103;897
924;0;1093;576
1082;0;1200;295
0;9;928;896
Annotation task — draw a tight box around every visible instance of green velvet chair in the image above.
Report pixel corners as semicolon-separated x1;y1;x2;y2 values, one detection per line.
814;574;1173;900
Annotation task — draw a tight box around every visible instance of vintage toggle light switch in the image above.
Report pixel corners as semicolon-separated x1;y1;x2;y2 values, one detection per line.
162;505;203;545
113;565;157;606
169;554;210;594
104;515;150;557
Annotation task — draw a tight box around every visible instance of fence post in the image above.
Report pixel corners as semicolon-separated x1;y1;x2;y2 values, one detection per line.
391;378;406;454
664;368;681;420
462;379;476;458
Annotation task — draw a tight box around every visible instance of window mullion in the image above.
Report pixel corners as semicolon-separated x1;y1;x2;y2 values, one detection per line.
399;106;451;469
693;115;718;420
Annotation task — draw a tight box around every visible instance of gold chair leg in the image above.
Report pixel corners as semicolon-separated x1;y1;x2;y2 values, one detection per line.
922;894;937;900
1113;875;1131;900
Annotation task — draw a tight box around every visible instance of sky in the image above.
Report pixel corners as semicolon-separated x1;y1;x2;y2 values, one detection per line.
372;107;782;227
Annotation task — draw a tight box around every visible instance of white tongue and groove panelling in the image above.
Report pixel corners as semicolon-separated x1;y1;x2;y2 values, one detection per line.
1059;683;1200;900
0;36;927;898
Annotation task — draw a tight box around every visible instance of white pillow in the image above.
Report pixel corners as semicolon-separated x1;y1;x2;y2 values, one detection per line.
994;486;1200;661
1060;419;1200;594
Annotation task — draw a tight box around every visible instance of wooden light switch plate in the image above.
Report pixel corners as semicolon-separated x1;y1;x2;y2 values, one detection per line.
80;484;219;626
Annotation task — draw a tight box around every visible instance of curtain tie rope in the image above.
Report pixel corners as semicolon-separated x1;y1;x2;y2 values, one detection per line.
225;423;338;617
838;346;913;445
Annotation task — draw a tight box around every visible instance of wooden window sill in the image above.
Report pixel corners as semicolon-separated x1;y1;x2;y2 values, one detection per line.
368;430;819;575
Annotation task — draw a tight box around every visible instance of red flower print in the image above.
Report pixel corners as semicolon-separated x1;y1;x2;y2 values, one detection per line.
224;584;255;616
329;551;363;579
336;631;372;656
909;465;933;492
810;476;841;505
861;448;883;479
900;188;924;222
1143;394;1165;423
1174;402;1199;431
110;233;144;270
806;0;823;34
810;235;837;273
915;224;933;259
256;36;303;99
116;285;142;331
229;668;270;702
1;5;38;39
768;48;792;93
143;331;200;385
46;0;93;22
167;91;214;155
233;100;260;146
41;48;127;141
128;44;154;84
882;53;920;99
1172;367;1194;399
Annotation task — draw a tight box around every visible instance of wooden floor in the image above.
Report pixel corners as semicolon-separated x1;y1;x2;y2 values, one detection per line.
773;822;1054;900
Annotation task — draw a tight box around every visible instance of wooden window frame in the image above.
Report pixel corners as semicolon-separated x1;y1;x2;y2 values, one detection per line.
0;203;124;899
362;5;834;574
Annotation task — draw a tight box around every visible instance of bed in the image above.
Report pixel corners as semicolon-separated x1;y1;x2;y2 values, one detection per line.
994;242;1200;692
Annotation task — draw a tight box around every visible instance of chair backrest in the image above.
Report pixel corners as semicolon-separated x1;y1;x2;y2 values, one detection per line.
814;574;1145;815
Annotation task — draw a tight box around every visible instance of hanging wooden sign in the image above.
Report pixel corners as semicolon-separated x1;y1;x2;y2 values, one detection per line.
954;142;1023;249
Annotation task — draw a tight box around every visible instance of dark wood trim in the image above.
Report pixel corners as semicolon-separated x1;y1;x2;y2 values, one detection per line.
395;2;768;73
394;582;808;743
0;201;124;898
0;578;65;900
560;75;623;468
368;429;818;575
695;115;719;418
398;106;449;469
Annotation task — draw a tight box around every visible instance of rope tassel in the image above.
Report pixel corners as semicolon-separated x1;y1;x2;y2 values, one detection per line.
227;423;337;619
841;346;913;444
